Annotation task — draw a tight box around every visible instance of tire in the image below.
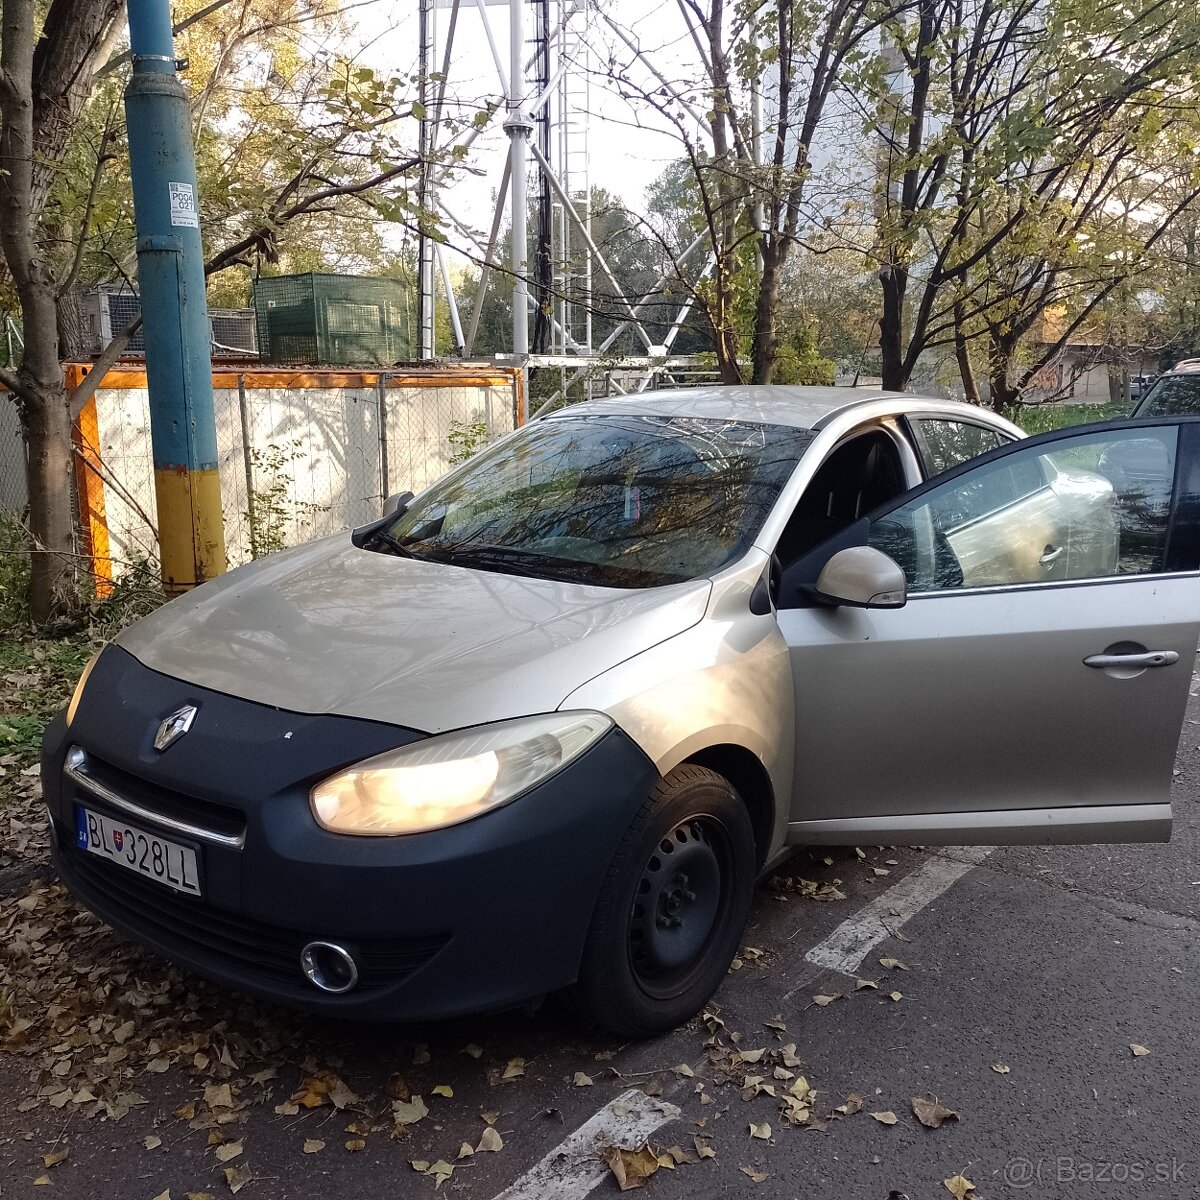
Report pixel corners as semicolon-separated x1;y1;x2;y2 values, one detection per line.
571;765;756;1038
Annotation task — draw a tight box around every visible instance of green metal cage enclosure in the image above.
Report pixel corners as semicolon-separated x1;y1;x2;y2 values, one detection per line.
253;273;415;366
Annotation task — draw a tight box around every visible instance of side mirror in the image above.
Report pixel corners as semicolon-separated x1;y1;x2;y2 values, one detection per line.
383;490;414;518
814;546;907;609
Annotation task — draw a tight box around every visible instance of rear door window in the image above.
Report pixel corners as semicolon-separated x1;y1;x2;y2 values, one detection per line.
909;418;1009;477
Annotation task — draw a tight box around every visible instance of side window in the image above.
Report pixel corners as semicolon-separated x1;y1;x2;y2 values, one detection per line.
775;430;907;566
911;419;1008;477
868;426;1179;594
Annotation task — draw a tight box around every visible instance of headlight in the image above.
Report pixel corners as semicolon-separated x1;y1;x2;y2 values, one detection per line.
310;711;613;836
65;648;104;727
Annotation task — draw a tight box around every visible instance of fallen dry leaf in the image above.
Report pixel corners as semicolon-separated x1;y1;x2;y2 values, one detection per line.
41;1148;69;1168
855;978;879;990
144;1135;163;1150
215;1143;243;1163
889;991;904;1002
749;1122;771;1140
432;1084;454;1098
457;1143;474;1159
812;993;841;1007
603;1144;662;1191
780;1043;802;1067
426;1161;454;1189
303;1140;325;1154
871;1111;898;1125
740;1166;769;1183
835;1093;864;1116
694;1136;716;1159
151;1191;170;1200
502;1057;525;1081
33;1177;52;1186
573;1072;594;1087
393;1095;429;1127
345;1139;366;1152
991;1063;1011;1075
205;1083;234;1111
476;1126;504;1153
880;957;910;971
1130;1044;1151;1057
461;1043;484;1059
412;1044;432;1066
944;1174;976;1199
912;1096;959;1129
223;1165;253;1194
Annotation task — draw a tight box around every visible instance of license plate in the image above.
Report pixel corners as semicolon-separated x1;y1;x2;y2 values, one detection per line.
75;805;202;896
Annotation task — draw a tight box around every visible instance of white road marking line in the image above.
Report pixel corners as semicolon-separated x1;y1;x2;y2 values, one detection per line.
800;846;993;978
490;1088;681;1200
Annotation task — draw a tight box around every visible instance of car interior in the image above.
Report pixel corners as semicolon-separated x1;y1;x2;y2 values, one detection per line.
774;430;907;566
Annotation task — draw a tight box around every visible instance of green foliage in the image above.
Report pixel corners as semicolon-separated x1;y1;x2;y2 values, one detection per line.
768;323;837;386
446;420;489;464
1007;401;1131;435
245;441;328;558
0;515;32;634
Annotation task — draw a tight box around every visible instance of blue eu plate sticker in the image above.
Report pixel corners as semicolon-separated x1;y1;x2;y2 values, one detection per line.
75;806;89;850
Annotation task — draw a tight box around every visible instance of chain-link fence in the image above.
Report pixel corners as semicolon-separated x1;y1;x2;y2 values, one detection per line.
0;397;23;516
55;366;521;581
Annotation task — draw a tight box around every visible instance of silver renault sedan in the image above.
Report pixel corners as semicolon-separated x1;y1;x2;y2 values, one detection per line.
43;387;1199;1036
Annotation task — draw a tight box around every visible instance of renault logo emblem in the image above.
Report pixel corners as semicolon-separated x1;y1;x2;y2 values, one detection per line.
154;704;197;751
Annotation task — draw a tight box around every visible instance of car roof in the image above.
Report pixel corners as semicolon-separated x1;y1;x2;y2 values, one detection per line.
548;384;996;431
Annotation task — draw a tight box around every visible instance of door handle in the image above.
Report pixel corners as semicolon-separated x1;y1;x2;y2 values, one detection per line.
1039;545;1063;567
1084;650;1179;670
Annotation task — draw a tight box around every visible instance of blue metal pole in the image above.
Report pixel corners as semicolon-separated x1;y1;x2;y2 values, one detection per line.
124;0;227;592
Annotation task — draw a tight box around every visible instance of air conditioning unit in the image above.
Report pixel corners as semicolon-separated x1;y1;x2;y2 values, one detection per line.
210;309;258;356
80;285;145;355
77;287;258;357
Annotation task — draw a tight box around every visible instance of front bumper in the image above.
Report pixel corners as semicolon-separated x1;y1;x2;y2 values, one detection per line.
43;646;658;1021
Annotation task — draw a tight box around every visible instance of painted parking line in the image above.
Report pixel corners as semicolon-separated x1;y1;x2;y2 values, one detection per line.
490;1089;682;1200
799;847;993;978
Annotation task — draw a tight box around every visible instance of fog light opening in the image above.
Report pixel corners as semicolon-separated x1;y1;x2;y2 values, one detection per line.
300;941;359;994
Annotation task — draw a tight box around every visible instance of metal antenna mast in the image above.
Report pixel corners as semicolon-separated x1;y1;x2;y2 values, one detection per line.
418;0;709;394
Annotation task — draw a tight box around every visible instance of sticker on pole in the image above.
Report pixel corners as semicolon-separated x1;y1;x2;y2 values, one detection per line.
168;182;199;228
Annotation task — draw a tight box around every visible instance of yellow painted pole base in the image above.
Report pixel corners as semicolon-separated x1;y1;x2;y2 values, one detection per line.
154;466;228;594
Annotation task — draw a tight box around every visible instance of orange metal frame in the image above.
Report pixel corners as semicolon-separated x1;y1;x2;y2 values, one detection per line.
63;362;524;593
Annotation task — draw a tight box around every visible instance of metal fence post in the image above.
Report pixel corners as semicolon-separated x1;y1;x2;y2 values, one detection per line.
377;374;390;501
237;374;258;559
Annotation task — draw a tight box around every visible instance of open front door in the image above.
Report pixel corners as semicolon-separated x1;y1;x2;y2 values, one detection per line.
775;419;1200;846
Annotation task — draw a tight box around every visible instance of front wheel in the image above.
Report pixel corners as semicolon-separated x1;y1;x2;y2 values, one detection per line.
571;765;756;1038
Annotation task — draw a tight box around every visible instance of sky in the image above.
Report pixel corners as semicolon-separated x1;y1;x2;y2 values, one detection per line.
349;0;704;243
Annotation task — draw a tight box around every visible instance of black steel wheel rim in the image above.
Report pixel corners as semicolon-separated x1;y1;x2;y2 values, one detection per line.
627;816;732;999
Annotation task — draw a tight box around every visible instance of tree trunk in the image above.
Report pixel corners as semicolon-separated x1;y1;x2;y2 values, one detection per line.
953;300;980;404
986;333;1020;412
1;0;79;621
879;264;907;390
56;287;88;360
751;242;783;384
21;376;76;620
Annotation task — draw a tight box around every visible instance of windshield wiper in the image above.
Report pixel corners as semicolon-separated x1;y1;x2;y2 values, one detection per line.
369;528;420;559
422;543;550;578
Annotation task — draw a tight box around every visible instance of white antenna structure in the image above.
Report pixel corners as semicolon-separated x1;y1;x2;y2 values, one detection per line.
416;0;711;399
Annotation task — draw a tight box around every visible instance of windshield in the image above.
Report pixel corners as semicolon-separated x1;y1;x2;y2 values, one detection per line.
1134;373;1200;416
369;413;812;588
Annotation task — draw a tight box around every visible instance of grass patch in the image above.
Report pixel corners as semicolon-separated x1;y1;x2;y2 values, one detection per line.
1008;400;1131;435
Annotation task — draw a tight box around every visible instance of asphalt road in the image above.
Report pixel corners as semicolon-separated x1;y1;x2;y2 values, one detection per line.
3;687;1199;1200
